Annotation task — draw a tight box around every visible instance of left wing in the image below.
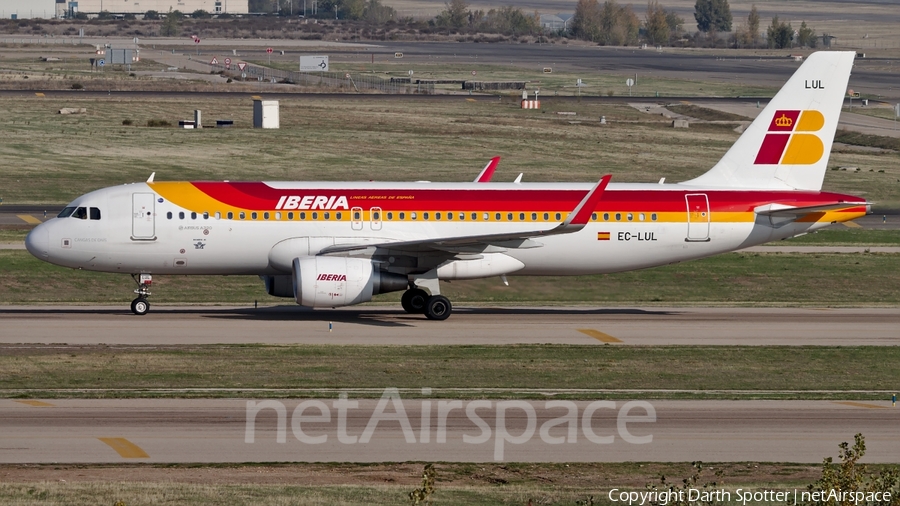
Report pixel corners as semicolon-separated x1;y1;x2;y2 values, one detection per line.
321;175;612;255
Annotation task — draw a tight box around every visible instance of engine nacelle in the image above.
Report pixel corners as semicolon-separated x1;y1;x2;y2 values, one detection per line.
292;256;408;308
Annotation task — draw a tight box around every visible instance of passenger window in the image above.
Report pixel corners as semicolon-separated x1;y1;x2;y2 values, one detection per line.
531;213;537;221
482;213;488;221
387;212;393;220
615;213;621;221
312;212;318;220
203;212;209;220
639;213;645;221
399;212;405;220
215;212;221;220
518;212;525;221
555;213;561;221
263;212;270;220
543;212;549;221
336;212;342;220
89;208;101;220
411;212;418;220
627;213;633;221
508;213;513;221
275;212;281;220
58;207;76;218
435;212;441;220
353;211;361;220
495;213;501;221
178;212;185;220
167;212;173;220
373;211;380;220
471;212;477;220
651;213;658;221
300;212;306;220
446;212;452;220
191;212;197;220
591;213;597;221
227;212;234;220
287;212;293;220
324;212;331;220
603;213;609;221
251;212;258;220
73;207;87;219
239;212;246;219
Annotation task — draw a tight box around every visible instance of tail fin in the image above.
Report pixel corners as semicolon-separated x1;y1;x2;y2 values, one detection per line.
681;51;855;191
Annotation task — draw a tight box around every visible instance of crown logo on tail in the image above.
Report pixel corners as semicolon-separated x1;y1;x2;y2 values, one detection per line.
774;114;793;128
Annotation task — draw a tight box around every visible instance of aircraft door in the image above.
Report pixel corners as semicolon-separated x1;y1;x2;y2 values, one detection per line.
351;207;363;231
370;207;382;231
685;193;710;242
132;192;156;240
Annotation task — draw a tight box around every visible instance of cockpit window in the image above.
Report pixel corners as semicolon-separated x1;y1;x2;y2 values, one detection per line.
58;207;76;218
90;208;101;220
72;207;87;220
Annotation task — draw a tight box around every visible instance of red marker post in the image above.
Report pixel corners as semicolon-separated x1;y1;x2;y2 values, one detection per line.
266;47;273;66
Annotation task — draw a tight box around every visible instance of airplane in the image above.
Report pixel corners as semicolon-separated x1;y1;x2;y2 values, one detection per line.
25;51;868;320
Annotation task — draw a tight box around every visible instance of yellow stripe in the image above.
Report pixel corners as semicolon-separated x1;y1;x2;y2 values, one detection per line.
16;214;42;225
577;329;623;343
15;400;54;407
842;221;862;228
99;437;150;458
34;92;45;97
833;401;887;410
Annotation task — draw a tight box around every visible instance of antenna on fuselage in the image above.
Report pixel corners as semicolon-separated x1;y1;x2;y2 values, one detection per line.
146;172;156;183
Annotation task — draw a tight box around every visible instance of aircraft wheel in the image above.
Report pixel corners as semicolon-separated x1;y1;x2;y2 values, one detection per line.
401;289;429;314
131;297;150;316
424;295;452;321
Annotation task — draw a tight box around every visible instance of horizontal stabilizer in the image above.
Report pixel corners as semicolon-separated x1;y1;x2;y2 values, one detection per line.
754;202;869;216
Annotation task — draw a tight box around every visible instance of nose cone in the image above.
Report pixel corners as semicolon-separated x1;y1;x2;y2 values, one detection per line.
25;225;49;259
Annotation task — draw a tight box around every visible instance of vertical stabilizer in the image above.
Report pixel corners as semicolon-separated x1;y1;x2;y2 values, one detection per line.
681;51;855;191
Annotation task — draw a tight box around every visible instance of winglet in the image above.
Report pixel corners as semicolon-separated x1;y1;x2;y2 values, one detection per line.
557;174;611;231
147;172;156;183
474;157;500;183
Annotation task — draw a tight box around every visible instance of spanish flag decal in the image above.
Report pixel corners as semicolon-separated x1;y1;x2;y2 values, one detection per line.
597;232;611;241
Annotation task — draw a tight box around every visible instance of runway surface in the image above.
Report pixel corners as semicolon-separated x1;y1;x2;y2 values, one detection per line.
1;306;898;346
2;399;897;463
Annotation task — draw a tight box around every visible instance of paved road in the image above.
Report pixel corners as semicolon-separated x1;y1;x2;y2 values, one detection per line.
1;306;898;346
1;399;896;463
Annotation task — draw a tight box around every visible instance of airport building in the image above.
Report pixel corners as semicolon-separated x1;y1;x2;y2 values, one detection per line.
56;0;248;17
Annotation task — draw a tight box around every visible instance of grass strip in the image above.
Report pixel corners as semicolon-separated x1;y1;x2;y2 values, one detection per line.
3;345;899;399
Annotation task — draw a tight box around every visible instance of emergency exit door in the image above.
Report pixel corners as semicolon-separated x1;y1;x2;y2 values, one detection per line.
685;193;710;242
132;193;156;240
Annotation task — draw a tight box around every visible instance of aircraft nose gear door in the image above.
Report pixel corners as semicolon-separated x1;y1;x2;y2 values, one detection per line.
132;193;156;240
685;193;710;242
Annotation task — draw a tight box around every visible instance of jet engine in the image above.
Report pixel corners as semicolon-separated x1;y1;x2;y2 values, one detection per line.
291;256;408;308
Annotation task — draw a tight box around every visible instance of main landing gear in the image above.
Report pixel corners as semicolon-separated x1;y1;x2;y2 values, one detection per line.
401;287;452;321
130;273;152;315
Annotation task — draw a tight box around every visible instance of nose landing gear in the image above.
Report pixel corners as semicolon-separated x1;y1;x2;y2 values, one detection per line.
130;273;152;315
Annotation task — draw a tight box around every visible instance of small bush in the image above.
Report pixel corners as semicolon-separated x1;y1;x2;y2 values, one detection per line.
226;78;233;83
71;83;83;90
122;119;133;126
147;119;171;127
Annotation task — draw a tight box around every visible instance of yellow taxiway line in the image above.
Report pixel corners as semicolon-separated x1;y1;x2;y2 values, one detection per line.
577;329;623;343
98;437;150;458
16;214;42;225
833;401;888;409
14;400;55;407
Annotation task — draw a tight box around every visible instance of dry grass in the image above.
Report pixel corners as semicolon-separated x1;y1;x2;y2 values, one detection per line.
0;94;897;207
